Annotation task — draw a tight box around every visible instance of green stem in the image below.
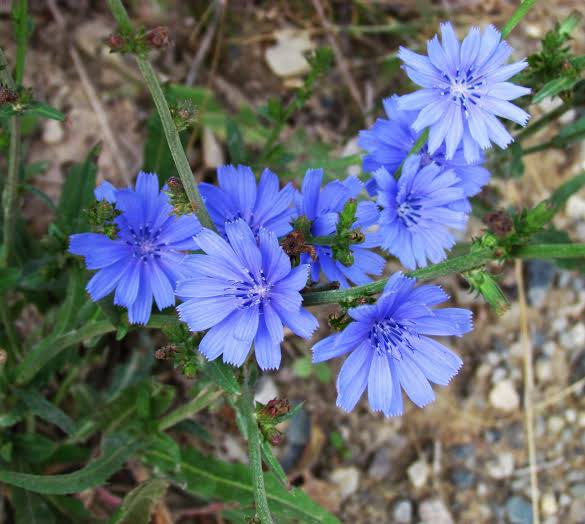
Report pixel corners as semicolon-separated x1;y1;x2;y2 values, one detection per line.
515;101;571;142
394;128;429;178
514;243;585;259
523;140;556;155
239;366;274;524
2;116;21;269
0;301;20;362
12;0;28;84
106;0;215;230
158;386;222;431
501;0;538;38
302;242;585;306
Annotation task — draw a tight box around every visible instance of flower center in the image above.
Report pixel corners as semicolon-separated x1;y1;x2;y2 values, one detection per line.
369;319;414;359
397;197;422;228
230;270;272;309
127;225;164;261
440;68;484;115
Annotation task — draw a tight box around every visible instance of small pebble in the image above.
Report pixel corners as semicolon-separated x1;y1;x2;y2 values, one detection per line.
535;358;553;383
419;498;454;524
368;448;392;480
451;468;475;489
567;194;585;220
489;379;520;412
547;416;564;434
407;458;429;489
487;451;515;479
506;496;533;524
254;376;279;405
330;467;360;499
392;499;412;523
42;119;65;144
541;492;558;516
565;409;577;423
559;323;585;350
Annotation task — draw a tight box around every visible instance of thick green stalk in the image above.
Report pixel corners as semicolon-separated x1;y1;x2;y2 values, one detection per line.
12;0;28;84
1;117;21;269
514;243;585;259
302;242;585;306
239;367;274;524
158;386;222;431
106;0;215;230
302;247;495;305
523;140;555;155
501;0;538;38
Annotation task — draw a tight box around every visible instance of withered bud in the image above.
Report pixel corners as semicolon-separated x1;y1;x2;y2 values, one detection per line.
281;230;316;260
261;398;291;418
106;33;126;51
167;177;183;191
0;87;18;105
268;430;283;446
155;344;177;360
146;26;170;48
483;210;513;237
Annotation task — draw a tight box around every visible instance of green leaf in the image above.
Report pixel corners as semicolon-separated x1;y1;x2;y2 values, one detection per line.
226;118;246;164
145;446;340;524
54;265;86;335
548;170;585;210
12;488;58;524
0;433;140;494
13;433;57;464
202;360;241;395
15;389;77;435
143;112;186;185
0;411;22;427
45;494;99;523
292;356;312;378
0;267;21;293
108;479;169;524
533;76;579;103
260;439;289;489
56;145;100;234
27;101;65;121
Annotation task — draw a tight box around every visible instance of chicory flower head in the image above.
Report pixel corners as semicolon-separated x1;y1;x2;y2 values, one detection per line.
294;169;385;288
200;164;295;238
372;155;468;269
312;273;472;416
398;23;531;163
358;95;491;197
176;219;318;370
69;172;201;324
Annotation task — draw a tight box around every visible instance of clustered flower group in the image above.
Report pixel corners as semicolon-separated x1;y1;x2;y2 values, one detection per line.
70;23;529;416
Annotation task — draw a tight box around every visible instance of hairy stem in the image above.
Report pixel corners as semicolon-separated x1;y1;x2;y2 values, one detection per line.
1;117;21;269
12;0;28;84
515;101;571;142
106;0;215;230
239;366;274;524
501;0;538;38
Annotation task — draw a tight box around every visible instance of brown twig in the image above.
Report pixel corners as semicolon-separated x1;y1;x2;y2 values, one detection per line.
515;259;540;524
311;0;364;114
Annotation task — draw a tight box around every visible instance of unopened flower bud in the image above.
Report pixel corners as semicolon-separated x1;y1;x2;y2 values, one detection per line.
146;26;170;48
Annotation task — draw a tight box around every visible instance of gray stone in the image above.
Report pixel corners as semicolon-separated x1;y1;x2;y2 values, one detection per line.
526;260;556;307
570;484;585;498
487;451;515;479
330;466;360;499
451;468;475;489
368;447;392;480
560;323;585;351
392;499;412;523
419;498;454;524
506;496;533;524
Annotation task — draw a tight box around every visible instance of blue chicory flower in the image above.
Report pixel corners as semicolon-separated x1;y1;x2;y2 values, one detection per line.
398;23;531;163
294;169;385;288
200;164;295;237
372;155;468;269
312;272;472;416
176;219;318;370
69;172;201;324
358;95;491;197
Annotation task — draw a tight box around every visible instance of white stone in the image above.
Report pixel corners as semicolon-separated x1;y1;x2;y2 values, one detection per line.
535;358;553;383
565;409;577;423
407;458;429;489
265;29;314;78
42;119;65;144
491;367;507;384
487;451;515;479
578;412;585;428
541;492;558;516
559;323;585;350
329;467;360;499
419;498;454;524
341;137;361;177
489;380;520;412
393;499;412;523
548;416;564;434
202;127;225;168
567;195;585;220
254;376;279;405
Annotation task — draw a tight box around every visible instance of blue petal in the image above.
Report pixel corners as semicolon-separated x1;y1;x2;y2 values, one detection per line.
312;334;352;363
149;260;175;310
414;308;473;336
254;314;281;371
336;342;372;412
225;219;262;276
368;350;393;413
114;260;141;307
177;295;237;332
272;264;308;293
86;261;129;301
262;302;284;343
69;234;131;270
94;181;117;203
159;215;201;247
333;321;370;356
279;307;318;339
222;306;259;367
395;354;435;408
127;265;153;324
410;336;463;386
198;313;235;361
258;228;291;283
300;169;323;219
